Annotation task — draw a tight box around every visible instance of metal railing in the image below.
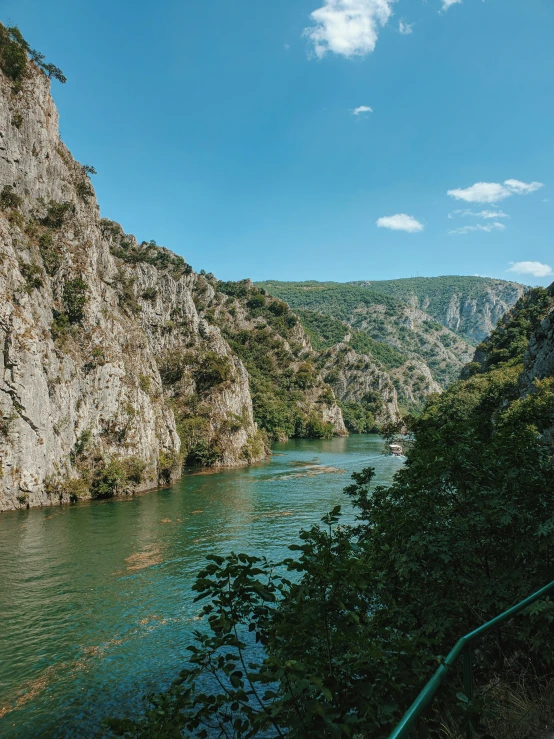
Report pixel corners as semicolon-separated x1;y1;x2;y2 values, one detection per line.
388;579;554;739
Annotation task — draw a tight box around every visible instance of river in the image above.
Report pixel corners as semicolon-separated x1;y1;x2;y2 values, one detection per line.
0;434;402;738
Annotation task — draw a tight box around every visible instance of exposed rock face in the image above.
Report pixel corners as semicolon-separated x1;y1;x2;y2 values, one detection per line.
523;299;554;389
318;344;400;423
257;281;478;410
361;277;526;345
437;285;525;344
0;62;345;511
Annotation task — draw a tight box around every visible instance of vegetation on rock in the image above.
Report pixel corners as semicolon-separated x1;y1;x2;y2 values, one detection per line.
0;22;66;89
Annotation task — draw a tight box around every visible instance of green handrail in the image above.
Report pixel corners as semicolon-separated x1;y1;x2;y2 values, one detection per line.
388;578;554;739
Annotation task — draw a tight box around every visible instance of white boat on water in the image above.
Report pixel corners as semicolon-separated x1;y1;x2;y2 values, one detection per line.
389;443;404;457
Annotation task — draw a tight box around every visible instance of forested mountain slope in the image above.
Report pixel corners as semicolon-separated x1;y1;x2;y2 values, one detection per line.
257;280;475;411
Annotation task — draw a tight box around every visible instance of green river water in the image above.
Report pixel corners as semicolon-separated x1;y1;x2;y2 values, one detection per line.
0;434;402;738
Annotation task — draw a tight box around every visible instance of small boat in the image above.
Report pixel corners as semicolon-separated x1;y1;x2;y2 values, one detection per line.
389;444;403;457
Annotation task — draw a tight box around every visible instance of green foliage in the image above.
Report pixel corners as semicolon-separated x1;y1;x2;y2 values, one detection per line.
63;277;89;323
158;451;180;485
76;179;93;201
0;185;23;210
114;270;140;316
90;459;127;499
224;327;332;441
158;350;192;387
71;429;91;460
121;456;147;485
302;414;334;438
20;261;43;291
339;400;376;433
258;280;400;324
138;374;151;394
293;362;317;389
0;412;16;438
0;28;27;85
105;229;191;278
194;352;234;394
217;281;298;336
45;475;88;502
349;331;406;369
185;436;222;467
88;456;145;499
140;287;157;301
241;430;268;462
11;112;23;128
0;22;66;87
41;200;74;229
110;285;554;738
473;287;551;371
50;311;70;340
257;281;460;394
38;231;62;276
358;275;524;334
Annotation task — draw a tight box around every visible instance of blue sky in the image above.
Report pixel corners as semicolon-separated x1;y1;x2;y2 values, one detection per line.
2;0;553;284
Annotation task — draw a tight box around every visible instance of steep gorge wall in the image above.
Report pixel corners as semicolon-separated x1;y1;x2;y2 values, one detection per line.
0;61;345;511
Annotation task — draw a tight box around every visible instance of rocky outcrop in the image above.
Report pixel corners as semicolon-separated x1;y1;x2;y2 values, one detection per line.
523;297;554;389
257;280;478;410
0;57;345;510
318;344;400;423
439;285;525;343
363;277;526;345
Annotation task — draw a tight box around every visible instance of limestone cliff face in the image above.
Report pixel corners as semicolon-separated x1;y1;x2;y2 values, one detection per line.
376;279;526;345
0;60;346;511
523;297;554;390
0;64;260;510
317;345;400;424
435;285;525;344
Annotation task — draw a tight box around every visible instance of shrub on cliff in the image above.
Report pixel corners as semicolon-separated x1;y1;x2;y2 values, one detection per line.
0;185;23;210
63;277;89;323
0;22;66;87
193;352;233;394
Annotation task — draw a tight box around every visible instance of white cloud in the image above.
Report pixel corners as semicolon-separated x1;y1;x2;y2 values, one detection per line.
447;179;545;204
304;0;396;59
442;0;462;9
507;261;553;278
352;105;373;115
377;213;424;232
449;222;506;235
398;20;413;35
447;182;511;204
473;209;509;219
449;208;509;219
503;179;544;195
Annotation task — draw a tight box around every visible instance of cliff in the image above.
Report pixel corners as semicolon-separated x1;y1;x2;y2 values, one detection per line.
0;34;345;511
257;281;474;412
353;276;526;344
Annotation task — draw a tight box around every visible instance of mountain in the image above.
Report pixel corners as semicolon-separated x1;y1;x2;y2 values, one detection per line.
351;276;526;344
0;26;345;511
256;278;524;413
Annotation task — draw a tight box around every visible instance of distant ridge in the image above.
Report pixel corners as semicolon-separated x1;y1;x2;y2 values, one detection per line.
256;276;525;413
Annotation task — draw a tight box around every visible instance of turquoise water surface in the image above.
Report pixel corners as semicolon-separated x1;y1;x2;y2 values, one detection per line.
0;435;402;738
